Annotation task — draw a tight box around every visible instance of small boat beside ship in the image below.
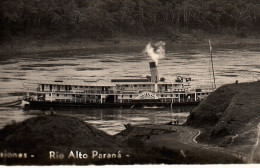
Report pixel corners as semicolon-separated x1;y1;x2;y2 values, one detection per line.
0;99;22;107
0;96;29;107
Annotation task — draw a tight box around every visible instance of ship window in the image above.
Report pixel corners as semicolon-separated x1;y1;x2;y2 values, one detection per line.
134;85;137;87
75;86;78;88
161;95;164;97
49;94;51;96
125;85;129;87
143;85;145;87
122;95;123;98
171;94;173;97
57;94;59;97
130;95;132;98
80;86;83;88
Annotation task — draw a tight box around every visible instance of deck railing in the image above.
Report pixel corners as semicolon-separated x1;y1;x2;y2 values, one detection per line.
34;90;116;94
32;88;214;95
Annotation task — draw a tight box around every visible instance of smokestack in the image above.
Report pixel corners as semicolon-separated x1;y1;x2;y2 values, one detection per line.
149;62;159;83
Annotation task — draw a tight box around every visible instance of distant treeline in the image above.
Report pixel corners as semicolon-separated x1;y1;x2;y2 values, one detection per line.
0;0;259;39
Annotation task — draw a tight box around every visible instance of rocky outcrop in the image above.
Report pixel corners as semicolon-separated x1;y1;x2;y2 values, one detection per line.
186;81;260;146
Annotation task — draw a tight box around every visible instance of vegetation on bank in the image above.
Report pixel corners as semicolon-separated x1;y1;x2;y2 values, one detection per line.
1;0;260;42
186;81;260;147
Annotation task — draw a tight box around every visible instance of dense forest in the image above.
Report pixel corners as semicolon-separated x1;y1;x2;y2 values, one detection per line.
0;0;260;40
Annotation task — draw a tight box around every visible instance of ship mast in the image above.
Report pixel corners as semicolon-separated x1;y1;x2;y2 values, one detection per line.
209;39;216;89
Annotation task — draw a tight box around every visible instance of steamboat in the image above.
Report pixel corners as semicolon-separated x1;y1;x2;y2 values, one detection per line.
23;61;213;108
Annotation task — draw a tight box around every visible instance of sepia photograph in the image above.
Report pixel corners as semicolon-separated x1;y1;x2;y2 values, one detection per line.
0;0;259;166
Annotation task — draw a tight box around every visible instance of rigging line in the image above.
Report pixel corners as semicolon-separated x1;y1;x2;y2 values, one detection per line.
208;48;212;87
209;39;216;89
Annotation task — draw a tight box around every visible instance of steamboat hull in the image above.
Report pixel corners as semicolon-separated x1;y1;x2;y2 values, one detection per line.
26;100;200;109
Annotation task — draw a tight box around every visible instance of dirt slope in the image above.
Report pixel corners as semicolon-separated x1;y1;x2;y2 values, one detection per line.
0;115;127;165
0;114;243;165
186;81;260;147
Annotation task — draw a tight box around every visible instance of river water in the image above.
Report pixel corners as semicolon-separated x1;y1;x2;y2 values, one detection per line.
0;43;259;135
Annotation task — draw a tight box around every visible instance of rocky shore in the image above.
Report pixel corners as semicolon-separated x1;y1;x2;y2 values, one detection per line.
0;114;242;165
186;81;260;161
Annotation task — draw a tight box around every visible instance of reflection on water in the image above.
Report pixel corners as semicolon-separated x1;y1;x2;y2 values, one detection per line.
0;44;259;134
0;107;34;128
23;106;192;135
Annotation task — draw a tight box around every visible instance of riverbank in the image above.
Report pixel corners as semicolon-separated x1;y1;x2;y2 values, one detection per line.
186;81;260;162
0;114;242;165
1;32;260;59
116;124;244;163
